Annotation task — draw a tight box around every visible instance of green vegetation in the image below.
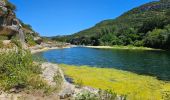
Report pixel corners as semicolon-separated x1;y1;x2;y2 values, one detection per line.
0;36;8;40
5;0;16;11
52;0;170;50
75;90;121;100
75;91;99;100
25;33;37;46
0;40;3;48
60;64;170;100
0;48;46;91
0;47;63;95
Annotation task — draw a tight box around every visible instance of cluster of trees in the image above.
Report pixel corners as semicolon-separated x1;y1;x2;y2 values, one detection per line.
52;0;170;50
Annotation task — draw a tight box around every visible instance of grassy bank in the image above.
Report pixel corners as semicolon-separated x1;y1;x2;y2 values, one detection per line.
60;64;170;100
0;47;62;95
85;45;163;51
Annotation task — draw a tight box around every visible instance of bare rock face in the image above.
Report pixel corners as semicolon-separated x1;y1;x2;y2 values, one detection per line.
0;26;18;37
0;0;20;37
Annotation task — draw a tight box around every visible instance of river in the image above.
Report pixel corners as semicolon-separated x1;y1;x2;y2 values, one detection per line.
35;47;170;81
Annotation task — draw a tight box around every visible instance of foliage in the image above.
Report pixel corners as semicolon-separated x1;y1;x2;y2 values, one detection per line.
25;33;37;46
0;40;3;48
75;91;98;100
60;64;170;100
11;37;22;48
144;25;170;49
0;36;8;40
0;48;48;91
98;89;118;100
74;89;124;100
5;0;16;11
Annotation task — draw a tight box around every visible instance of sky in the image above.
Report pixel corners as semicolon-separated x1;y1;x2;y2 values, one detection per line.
9;0;155;36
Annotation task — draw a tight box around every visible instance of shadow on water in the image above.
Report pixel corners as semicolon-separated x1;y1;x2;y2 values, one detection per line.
34;47;170;81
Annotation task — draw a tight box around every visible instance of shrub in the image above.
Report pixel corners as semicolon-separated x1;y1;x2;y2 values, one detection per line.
0;40;3;48
0;36;8;40
0;48;47;91
75;91;98;100
98;89;117;100
11;37;22;48
74;90;124;100
133;40;144;47
25;33;37;46
6;0;16;11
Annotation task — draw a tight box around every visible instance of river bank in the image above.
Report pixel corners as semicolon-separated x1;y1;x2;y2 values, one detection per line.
30;44;76;54
27;45;170;99
85;45;163;51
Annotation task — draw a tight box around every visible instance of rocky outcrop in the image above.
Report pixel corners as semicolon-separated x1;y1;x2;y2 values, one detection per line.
0;0;20;37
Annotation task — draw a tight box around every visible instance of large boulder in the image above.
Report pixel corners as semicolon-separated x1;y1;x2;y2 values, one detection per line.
0;26;18;38
34;36;43;44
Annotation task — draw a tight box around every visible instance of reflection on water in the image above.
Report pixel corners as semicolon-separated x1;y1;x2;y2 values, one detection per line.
35;47;170;81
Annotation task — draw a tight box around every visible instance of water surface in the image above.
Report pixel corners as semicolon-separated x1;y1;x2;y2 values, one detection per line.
35;47;170;81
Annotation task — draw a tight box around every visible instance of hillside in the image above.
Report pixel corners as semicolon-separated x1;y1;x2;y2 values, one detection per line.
52;0;170;49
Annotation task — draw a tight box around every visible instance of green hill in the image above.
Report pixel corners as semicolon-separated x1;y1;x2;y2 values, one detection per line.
52;0;170;49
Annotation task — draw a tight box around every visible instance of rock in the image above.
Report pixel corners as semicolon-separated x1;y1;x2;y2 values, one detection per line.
82;86;98;94
0;1;6;7
0;26;18;36
0;91;21;100
34;36;43;44
2;40;11;45
9;88;22;93
59;83;74;99
0;7;7;16
41;62;64;86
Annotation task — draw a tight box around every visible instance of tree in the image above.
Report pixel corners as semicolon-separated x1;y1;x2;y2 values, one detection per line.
144;29;168;48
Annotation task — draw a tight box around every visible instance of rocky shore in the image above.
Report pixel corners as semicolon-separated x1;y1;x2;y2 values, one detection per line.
30;43;75;54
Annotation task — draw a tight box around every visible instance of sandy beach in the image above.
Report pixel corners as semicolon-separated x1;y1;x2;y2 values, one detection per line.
85;45;163;51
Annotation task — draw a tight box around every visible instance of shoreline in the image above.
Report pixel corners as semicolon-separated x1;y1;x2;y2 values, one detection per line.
85;45;163;51
30;45;75;54
30;45;163;53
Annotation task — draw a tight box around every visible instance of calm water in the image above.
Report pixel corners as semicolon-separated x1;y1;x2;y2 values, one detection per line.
35;47;170;81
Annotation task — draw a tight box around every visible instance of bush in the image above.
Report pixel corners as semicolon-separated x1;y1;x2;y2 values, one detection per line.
0;48;47;91
0;36;8;40
74;90;125;100
75;91;98;100
0;40;3;48
25;33;37;46
11;37;22;48
98;89;117;100
133;40;144;47
6;0;16;11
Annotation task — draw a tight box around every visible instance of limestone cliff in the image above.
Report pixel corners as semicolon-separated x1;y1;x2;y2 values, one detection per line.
0;0;20;39
0;0;43;47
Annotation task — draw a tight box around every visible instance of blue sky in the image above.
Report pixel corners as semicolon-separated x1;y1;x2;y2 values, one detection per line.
9;0;154;36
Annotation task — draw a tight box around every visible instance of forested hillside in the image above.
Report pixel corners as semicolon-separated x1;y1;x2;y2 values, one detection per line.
52;0;170;49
